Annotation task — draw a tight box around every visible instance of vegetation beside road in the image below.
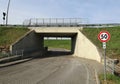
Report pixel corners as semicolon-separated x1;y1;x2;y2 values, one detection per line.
99;74;120;84
0;26;29;58
0;27;29;46
82;27;120;84
82;27;120;59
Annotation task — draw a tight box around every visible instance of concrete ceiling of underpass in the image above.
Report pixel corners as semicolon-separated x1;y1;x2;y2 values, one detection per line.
36;33;77;37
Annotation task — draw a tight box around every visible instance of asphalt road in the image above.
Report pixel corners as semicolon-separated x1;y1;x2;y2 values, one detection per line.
0;55;103;84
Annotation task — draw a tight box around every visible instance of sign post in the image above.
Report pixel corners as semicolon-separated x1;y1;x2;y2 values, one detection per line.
98;30;111;81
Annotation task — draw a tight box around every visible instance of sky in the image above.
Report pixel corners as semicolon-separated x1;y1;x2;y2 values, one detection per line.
0;0;120;24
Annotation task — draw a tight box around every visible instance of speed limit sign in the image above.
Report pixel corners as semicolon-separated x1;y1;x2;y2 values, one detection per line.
98;30;111;81
98;31;111;42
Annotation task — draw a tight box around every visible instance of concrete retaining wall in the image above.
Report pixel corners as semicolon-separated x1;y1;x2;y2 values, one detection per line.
73;30;102;62
10;30;44;55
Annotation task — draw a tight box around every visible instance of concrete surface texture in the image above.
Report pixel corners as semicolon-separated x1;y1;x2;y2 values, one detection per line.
74;29;101;62
10;27;101;62
0;56;103;84
29;27;102;62
10;30;44;55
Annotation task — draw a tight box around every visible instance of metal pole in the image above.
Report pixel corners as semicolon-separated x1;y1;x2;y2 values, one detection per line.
104;48;106;81
6;0;11;26
103;42;107;81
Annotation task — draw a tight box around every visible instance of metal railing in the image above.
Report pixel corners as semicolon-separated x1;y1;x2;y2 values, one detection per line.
106;57;115;74
115;65;120;74
0;50;24;64
106;57;120;75
23;18;84;27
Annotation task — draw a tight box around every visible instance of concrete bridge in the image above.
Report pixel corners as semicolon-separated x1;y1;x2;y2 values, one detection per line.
0;18;103;84
10;26;102;62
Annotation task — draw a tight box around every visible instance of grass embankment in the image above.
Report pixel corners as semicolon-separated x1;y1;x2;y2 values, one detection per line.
99;74;120;84
0;27;29;47
44;39;71;50
82;27;120;84
82;27;120;59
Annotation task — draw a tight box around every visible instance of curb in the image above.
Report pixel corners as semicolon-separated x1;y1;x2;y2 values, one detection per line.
0;58;32;68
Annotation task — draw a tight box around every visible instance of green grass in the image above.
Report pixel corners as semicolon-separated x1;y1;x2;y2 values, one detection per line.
0;27;29;46
44;39;71;50
99;74;120;84
81;27;120;58
0;26;119;59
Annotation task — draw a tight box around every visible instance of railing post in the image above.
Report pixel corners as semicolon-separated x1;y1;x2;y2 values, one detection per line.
63;18;64;25
29;19;31;26
112;60;115;75
36;18;38;26
43;18;44;25
70;18;71;25
49;18;51;25
56;18;57;24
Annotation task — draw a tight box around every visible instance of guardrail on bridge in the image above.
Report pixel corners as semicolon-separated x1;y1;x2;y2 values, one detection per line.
23;18;85;27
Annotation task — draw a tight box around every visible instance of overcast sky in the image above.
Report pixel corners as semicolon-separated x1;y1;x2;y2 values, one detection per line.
0;0;120;24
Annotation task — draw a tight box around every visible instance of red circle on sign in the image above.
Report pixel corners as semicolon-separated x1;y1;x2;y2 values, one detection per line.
98;31;111;42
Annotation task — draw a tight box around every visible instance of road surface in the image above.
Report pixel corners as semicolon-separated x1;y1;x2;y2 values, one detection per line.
0;55;103;84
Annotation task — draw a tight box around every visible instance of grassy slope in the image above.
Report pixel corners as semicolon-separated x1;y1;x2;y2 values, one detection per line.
0;27;29;46
1;26;119;58
99;74;120;84
82;27;120;84
82;27;120;59
44;39;71;50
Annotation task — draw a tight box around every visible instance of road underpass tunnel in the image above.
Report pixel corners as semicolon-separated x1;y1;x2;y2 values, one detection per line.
10;31;77;58
44;37;72;57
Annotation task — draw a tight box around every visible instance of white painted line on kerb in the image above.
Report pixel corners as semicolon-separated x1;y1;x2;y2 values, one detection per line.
94;68;100;84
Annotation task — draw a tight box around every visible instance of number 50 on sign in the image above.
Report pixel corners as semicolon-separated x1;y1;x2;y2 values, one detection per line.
98;31;111;42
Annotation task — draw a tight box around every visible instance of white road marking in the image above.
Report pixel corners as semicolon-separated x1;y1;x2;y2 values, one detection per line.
82;63;90;84
94;68;100;84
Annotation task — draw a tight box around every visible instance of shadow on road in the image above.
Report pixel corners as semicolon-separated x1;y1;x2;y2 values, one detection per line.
46;50;72;57
0;49;72;68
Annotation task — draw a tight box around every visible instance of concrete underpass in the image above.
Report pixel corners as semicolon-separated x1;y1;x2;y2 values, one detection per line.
0;18;105;84
10;27;102;62
37;32;77;57
0;27;104;84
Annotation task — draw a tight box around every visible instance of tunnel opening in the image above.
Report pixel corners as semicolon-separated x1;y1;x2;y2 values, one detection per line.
44;37;72;57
